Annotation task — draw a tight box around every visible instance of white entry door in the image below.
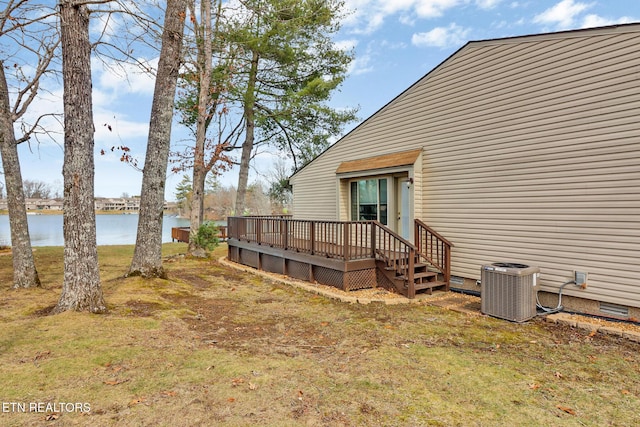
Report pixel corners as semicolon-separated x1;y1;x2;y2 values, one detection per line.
396;178;411;239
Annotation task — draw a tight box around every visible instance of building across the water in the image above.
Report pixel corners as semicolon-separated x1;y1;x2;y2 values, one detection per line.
0;197;175;212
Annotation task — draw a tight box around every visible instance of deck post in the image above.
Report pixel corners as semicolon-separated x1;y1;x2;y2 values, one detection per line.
370;222;376;258
309;222;315;255
343;222;350;261
283;219;289;250
407;247;415;299
256;218;262;245
444;246;451;291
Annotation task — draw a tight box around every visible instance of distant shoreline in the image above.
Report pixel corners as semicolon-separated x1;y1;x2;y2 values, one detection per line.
0;210;179;216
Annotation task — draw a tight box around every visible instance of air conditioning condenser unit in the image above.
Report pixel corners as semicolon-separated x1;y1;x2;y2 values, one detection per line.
481;262;540;322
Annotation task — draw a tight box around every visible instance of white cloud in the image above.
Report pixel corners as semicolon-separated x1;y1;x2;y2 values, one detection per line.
533;0;593;29
380;39;408;50
411;23;470;48
94;112;149;146
413;0;462;18
334;39;359;52
342;0;463;34
349;53;375;75
399;13;417;26
334;39;373;75
94;58;158;97
580;14;636;29
475;0;502;9
336;38;383;76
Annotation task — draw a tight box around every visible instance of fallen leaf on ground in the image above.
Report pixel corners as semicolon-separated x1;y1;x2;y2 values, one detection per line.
129;397;146;407
34;351;51;360
529;383;541;390
104;378;130;386
44;413;60;421
557;405;576;415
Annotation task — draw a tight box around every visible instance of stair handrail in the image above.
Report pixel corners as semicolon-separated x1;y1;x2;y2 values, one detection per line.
371;220;417;298
414;219;453;289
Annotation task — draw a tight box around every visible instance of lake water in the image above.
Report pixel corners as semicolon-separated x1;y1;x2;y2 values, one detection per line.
0;214;190;247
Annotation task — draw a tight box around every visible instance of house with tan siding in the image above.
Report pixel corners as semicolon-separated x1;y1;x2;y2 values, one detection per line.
285;24;640;319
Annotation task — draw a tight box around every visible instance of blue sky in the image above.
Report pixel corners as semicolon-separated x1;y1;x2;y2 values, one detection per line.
7;0;639;201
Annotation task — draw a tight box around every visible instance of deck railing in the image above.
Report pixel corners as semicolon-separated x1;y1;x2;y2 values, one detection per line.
414;219;453;287
171;224;228;243
228;216;452;297
227;216;373;260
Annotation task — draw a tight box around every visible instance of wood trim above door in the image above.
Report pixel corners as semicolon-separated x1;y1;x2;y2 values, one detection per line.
335;149;422;174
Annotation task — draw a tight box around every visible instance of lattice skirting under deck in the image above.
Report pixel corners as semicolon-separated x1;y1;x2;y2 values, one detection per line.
376;268;400;294
344;269;377;291
262;254;284;275
239;248;259;269
288;260;310;281
313;266;344;289
228;246;240;263
228;246;378;292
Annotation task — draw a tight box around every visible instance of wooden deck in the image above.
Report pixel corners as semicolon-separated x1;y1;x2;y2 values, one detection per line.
171;225;228;243
227;216;452;298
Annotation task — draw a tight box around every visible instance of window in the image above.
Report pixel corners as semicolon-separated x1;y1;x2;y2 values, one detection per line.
350;178;387;225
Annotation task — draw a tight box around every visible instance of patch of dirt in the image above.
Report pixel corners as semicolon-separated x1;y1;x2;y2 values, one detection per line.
172;272;212;289
167;295;335;356
32;305;56;317
124;301;163;317
538;319;640;354
168;256;640;358
428;293;481;314
164;267;344;356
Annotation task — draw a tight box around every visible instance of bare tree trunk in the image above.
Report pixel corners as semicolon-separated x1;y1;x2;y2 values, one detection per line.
0;64;40;288
54;0;104;313
188;0;212;255
235;50;259;215
129;0;186;277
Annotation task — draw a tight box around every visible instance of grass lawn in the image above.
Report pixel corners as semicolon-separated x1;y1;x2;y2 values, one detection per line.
0;243;639;426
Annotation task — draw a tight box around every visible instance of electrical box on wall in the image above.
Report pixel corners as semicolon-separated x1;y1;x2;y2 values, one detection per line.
574;271;588;287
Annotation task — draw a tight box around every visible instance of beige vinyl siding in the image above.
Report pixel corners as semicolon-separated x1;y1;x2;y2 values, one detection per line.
412;153;423;221
422;29;640;307
291;25;640;308
290;139;348;219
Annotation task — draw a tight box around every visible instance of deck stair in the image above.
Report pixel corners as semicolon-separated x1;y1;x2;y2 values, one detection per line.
376;249;448;297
